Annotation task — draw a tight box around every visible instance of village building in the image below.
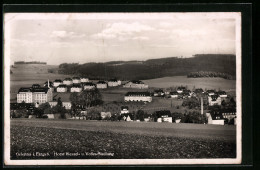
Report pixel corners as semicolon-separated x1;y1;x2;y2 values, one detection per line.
177;87;186;94
70;84;82;92
217;91;228;98
154;89;165;97
121;106;129;114
208;94;222;106
206;112;224;125
80;77;89;83
72;77;81;84
63;78;73;86
123;80;148;89
48;101;72;110
101;112;112;119
155;110;172;123
206;90;215;96
170;91;179;98
124;92;152;102
108;79;121;87
96;81;108;89
83;82;96;90
56;84;67;92
17;87;53;104
53;79;63;87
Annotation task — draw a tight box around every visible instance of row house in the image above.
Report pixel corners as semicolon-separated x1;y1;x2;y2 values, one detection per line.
124;92;152;102
72;77;81;84
123;80;148;89
96;81;108;89
83;82;96;90
63;78;73;86
108;79;121;87
70;84;82;92
80;77;89;83
56;84;67;92
53;79;63;87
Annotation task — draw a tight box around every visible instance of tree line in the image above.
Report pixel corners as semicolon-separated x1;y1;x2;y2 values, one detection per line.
187;71;234;80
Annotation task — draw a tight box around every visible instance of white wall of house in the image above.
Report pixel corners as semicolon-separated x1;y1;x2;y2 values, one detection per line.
162;117;172;123
73;79;81;84
53;82;62;87
123;82;148;89
17;92;33;103
97;84;107;89
57;87;67;92
121;109;129;114
208;97;222;106
108;81;119;87
124;96;152;102
63;80;73;86
80;78;89;83
84;85;95;90
219;94;228;98
71;87;82;92
206;113;224;125
170;94;178;98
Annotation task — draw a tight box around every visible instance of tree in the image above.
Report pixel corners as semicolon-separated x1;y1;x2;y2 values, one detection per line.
57;97;62;107
136;110;145;121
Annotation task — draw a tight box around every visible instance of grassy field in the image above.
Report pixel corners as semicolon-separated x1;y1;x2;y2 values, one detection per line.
142;76;236;91
10;119;236;159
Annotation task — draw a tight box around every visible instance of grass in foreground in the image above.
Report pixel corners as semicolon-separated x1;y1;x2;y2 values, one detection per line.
11;125;236;159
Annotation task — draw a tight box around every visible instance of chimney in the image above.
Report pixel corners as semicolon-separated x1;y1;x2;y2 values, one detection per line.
201;97;203;115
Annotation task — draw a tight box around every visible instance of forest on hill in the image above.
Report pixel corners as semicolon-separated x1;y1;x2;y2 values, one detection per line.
58;54;236;80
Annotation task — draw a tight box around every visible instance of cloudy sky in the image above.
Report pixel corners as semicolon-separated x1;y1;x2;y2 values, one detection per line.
5;13;239;65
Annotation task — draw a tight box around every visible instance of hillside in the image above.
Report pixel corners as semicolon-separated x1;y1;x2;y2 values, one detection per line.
58;54;236;80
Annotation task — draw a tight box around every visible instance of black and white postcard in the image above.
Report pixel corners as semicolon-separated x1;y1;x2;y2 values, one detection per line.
4;12;242;165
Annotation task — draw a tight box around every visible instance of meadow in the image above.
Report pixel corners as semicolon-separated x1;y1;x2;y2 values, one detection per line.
142;76;236;91
11;119;236;159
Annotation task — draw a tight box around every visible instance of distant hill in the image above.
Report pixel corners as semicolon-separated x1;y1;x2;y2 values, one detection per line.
58;54;236;80
14;61;47;65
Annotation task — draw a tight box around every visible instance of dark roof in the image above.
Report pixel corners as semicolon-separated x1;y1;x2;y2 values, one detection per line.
97;81;107;84
72;84;82;88
217;91;226;95
54;79;62;82
177;87;186;90
210;112;224;120
83;82;95;86
108;78;118;82
72;77;80;80
131;80;144;84
155;110;171;117
32;87;49;93
11;103;35;110
207;90;215;93
64;78;72;81
18;88;32;93
121;106;129;110
209;94;220;101
57;84;67;88
125;92;151;96
170;91;178;95
154;89;164;93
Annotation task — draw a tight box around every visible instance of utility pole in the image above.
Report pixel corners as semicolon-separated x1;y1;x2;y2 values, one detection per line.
201;97;203;115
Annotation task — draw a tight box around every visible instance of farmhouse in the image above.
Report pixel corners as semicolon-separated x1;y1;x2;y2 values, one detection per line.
206;112;224;125
53;79;63;87
124;92;152;102
170;91;178;98
154;89;164;97
155;110;172;123
56;84;67;92
17;87;53;104
63;78;73;86
83;82;96;90
80;77;89;83
123;80;148;89
96;81;108;89
121;106;129;114
70;84;82;92
208;95;222;106
217;91;228;98
108;79;121;87
177;87;186;93
72;77;81;84
206;90;215;96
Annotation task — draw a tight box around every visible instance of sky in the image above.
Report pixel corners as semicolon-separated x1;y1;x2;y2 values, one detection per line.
4;13;239;65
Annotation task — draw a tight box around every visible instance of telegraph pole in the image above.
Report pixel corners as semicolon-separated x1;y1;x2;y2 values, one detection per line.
201;97;203;115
